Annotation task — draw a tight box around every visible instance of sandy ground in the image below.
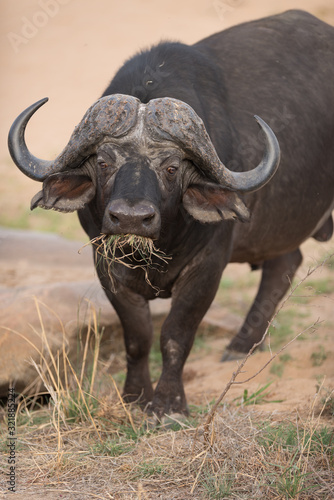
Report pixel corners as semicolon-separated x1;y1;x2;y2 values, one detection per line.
1;1;334;418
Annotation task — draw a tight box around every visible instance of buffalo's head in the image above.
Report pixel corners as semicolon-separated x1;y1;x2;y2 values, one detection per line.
8;94;280;240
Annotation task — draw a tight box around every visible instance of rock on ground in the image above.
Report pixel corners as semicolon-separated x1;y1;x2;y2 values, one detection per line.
0;229;172;397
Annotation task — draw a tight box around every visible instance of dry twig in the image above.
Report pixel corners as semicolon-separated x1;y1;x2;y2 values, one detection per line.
200;254;333;443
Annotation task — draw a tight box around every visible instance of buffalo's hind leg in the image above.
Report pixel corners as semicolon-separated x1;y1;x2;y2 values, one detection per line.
222;248;303;360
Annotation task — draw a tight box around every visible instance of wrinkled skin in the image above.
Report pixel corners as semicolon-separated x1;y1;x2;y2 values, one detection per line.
9;10;334;418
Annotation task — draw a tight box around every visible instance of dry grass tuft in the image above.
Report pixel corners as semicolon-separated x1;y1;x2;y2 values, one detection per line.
81;233;171;293
1;392;333;499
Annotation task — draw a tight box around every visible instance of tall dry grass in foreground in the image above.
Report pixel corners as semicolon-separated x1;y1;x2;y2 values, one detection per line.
0;257;333;499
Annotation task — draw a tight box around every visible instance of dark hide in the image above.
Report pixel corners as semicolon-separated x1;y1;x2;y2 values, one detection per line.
11;10;334;418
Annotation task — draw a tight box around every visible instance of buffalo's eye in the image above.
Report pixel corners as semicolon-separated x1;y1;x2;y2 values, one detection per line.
98;161;109;169
166;166;178;176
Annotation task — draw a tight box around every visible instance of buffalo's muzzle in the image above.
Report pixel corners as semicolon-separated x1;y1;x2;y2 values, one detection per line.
103;199;161;238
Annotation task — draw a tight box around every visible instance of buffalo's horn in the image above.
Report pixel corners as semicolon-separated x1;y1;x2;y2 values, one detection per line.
145;98;280;193
225;115;280;192
8;95;140;182
8;98;57;181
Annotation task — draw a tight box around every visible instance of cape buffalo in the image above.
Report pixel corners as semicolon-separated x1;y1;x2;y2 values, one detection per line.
8;10;334;418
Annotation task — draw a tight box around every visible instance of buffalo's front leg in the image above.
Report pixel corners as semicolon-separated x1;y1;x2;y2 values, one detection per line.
223;248;303;359
106;286;154;405
148;256;226;418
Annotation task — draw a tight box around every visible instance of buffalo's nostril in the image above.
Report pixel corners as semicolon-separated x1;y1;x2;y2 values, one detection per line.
109;213;119;224
143;213;155;225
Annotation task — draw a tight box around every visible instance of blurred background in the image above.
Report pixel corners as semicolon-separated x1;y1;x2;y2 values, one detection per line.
1;0;334;240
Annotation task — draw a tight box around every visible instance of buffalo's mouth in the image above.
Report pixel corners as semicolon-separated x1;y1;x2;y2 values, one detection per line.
94;233;169;266
84;233;171;291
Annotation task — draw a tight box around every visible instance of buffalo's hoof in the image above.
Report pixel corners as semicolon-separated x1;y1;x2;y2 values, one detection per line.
220;348;247;362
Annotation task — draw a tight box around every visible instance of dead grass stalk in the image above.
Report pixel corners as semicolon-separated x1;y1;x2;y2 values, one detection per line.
80;233;171;293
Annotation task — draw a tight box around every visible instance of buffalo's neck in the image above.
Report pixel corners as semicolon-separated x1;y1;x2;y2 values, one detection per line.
156;210;214;258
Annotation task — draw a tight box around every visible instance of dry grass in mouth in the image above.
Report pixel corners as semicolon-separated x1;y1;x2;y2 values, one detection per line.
82;234;171;293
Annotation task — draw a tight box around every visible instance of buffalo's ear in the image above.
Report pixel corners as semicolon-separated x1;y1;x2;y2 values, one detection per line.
182;183;250;223
31;172;96;213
